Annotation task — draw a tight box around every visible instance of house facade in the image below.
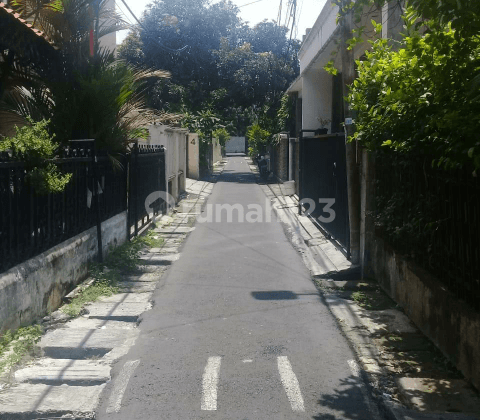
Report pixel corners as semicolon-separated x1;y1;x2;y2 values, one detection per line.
283;0;480;391
287;1;402;134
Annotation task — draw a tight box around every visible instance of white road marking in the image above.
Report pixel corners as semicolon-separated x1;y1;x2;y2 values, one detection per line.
201;356;222;410
277;356;305;412
242;359;253;363
106;359;140;414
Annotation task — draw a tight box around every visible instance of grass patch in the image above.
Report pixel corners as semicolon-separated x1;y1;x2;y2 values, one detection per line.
389;334;403;342
61;228;165;317
351;291;374;309
349;288;397;310
107;229;165;271
61;266;119;317
0;325;43;376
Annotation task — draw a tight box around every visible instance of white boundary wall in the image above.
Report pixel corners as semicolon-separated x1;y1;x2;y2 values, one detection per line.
0;212;127;333
147;124;187;202
225;137;245;154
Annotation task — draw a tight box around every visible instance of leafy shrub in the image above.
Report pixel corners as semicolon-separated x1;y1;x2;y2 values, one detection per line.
276;94;293;133
212;127;230;147
349;19;480;171
0;118;72;194
246;123;271;157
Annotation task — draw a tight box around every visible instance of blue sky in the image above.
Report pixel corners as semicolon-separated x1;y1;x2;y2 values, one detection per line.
116;0;327;44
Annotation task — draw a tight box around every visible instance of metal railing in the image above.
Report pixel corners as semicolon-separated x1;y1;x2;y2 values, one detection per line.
375;155;480;310
0;142;166;273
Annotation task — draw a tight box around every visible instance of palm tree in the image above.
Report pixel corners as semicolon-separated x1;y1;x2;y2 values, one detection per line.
9;0;126;52
1;0;176;154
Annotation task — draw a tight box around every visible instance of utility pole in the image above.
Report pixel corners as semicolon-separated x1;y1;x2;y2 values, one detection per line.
340;0;361;264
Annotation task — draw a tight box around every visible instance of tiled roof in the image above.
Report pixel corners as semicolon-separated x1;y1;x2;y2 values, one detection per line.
0;2;56;48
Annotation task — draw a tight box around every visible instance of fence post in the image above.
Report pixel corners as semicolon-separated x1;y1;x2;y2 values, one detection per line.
125;152;130;241
133;141;139;238
298;133;304;215
91;141;103;263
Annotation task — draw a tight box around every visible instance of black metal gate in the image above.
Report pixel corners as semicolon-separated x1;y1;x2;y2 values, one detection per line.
299;131;350;254
128;143;166;239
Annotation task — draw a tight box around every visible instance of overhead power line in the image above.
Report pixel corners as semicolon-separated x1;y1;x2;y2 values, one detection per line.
238;0;266;8
118;0;188;54
116;1;135;26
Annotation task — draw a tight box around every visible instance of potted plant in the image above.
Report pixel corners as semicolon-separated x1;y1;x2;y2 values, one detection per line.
315;117;331;135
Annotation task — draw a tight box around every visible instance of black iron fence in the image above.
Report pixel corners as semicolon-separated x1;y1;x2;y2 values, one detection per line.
299;131;350;254
375;154;480;310
0;142;166;273
128;143;166;239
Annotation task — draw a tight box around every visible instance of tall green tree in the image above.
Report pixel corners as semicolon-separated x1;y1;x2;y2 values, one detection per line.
118;0;300;135
119;0;242;110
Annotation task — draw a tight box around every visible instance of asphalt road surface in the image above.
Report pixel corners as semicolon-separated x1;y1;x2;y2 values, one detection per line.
96;156;382;420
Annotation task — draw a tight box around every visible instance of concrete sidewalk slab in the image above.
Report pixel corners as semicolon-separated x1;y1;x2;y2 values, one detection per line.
15;359;111;385
0;383;105;418
40;328;133;359
148;247;181;254
387;402;480;420
116;281;157;293
121;272;161;282
86;302;151;322
153;226;195;234
98;293;151;304
65;317;138;330
396;377;480;414
138;253;180;265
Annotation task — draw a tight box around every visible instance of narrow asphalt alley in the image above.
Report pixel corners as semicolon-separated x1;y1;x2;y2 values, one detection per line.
96;156;381;419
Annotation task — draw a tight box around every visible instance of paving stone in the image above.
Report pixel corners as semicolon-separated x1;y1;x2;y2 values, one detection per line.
169;222;191;229
0;383;105;418
163;235;186;241
326;296;364;329
306;237;329;247
132;265;165;273
138;253;180;265
123;272;162;282
309;245;337;273
98;293;151;304
361;309;417;335
153;226;195;234
389;405;479;420
40;328;131;359
64;317;137;330
174;211;201;216
116;281;157;293
149;247;180;254
325;280;377;290
15;359;111;385
167;218;196;225
397;377;480;414
176;202;200;213
85;301;151;322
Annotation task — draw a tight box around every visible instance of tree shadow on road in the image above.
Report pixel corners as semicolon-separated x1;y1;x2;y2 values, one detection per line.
311;374;380;420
